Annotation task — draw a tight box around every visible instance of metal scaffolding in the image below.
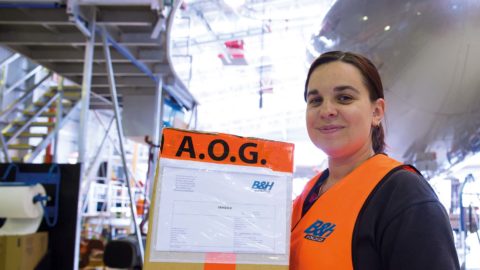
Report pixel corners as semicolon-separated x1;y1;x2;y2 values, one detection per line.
0;0;198;269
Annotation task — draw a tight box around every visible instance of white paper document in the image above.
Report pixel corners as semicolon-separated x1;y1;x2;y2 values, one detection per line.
154;161;289;254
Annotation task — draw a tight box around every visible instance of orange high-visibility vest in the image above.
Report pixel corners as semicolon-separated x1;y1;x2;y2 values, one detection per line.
290;154;409;270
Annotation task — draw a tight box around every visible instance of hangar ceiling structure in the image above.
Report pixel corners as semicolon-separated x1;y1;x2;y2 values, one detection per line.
0;0;195;110
169;0;480;176
0;0;338;172
1;0;479;176
170;0;337;170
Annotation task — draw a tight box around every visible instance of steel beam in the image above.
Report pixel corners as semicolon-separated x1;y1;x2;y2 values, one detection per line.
0;7;156;27
78;20;96;165
89;103;113;110
0;9;70;25
74;13;96;270
90;91;113;106
33;48;127;62
0;133;10;163
0;9;156;27
52;62;170;76
147;78;163;200
0;32;162;46
98;29;158;82
77;0;156;6
53;78;64;163
88;76;157;88
31;48;165;63
101;26;145;262
94;83;194;110
96;10;156;26
68;76;156;88
88;95;121;108
0;32;86;46
92;87;154;95
0;0;63;3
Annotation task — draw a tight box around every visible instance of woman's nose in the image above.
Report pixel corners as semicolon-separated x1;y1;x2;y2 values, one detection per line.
319;101;338;119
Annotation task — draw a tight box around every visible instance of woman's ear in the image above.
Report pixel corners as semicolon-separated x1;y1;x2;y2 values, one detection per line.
372;98;385;126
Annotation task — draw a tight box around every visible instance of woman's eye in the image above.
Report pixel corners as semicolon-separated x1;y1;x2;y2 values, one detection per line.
337;95;353;103
308;97;322;105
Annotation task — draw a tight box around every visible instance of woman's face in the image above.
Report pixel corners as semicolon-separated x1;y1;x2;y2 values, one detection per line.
305;61;384;158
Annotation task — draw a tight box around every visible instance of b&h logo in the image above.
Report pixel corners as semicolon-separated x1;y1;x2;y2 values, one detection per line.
304;219;336;242
251;181;274;192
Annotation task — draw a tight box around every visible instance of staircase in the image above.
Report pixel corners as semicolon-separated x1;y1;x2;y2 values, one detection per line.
0;85;81;162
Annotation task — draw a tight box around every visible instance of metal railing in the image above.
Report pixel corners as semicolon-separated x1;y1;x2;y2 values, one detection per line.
0;64;49;162
0;72;52;119
0;53;20;71
3;65;43;96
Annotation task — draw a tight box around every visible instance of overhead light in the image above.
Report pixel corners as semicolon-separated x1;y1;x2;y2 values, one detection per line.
384;25;391;31
319;35;335;48
362;16;368;21
224;0;245;9
416;11;422;16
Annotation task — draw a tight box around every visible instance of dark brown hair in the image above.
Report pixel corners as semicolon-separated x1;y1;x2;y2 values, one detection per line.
304;51;386;154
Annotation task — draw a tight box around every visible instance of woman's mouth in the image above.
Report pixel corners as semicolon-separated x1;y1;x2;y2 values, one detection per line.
318;125;344;134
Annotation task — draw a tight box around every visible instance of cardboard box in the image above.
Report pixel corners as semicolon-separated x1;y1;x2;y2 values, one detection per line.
0;232;48;270
145;128;294;270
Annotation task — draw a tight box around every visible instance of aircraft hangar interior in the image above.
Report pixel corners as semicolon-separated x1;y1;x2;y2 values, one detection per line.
0;0;478;269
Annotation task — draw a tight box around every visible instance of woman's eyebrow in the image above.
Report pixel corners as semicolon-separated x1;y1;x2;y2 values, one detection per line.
306;89;319;98
307;85;359;97
333;85;360;93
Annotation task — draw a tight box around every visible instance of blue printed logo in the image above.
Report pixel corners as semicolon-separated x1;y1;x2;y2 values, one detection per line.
251;181;274;192
304;219;336;242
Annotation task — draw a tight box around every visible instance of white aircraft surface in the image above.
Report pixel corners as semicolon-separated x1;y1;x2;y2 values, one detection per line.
307;0;480;175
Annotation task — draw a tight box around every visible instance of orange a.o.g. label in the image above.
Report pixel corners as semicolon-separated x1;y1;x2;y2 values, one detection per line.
160;128;294;173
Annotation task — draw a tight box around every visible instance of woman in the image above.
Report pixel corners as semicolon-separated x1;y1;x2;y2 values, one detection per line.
290;51;459;270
